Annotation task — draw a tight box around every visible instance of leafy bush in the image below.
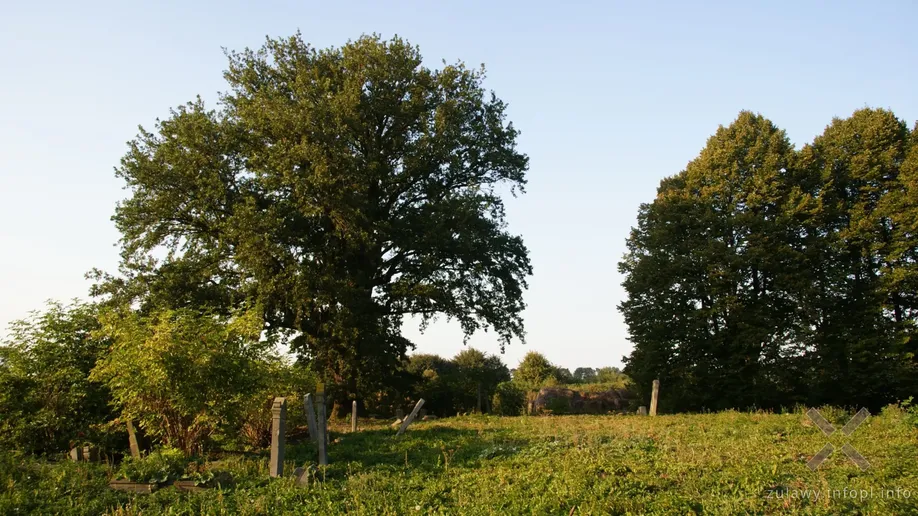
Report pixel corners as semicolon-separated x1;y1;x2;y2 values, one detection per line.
115;447;187;483
492;381;526;416
91;307;270;454
0;301;115;454
901;397;918;428
512;352;558;391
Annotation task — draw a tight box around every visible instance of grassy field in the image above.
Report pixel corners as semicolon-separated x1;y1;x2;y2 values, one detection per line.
2;406;917;515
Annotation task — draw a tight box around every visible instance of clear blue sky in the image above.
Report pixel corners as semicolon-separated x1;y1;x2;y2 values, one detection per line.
1;1;916;371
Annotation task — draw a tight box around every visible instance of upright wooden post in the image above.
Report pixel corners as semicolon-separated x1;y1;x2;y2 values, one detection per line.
351;400;358;432
650;379;660;416
316;384;327;466
304;394;318;444
396;399;426;436
269;397;287;477
126;419;141;459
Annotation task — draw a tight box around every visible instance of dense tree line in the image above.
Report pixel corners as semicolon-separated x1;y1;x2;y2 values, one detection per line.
0;300;625;454
621;109;918;412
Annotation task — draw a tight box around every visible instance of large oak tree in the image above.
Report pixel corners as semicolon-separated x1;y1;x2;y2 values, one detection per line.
97;34;531;401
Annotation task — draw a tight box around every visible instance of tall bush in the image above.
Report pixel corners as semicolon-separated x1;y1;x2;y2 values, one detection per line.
91;307;267;454
0;301;114;454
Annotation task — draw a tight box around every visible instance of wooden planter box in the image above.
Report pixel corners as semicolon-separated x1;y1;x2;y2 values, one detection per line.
109;479;161;494
173;480;209;492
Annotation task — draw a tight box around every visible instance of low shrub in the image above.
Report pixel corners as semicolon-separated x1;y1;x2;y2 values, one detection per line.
492;382;526;416
115;447;187;483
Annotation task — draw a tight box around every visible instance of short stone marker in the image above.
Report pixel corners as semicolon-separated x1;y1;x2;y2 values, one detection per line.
396;399;426;436
396;408;405;420
650;379;660;416
304;394;319;444
269;397;286;477
82;445;99;462
126;419;141;459
292;466;311;486
351;400;358;432
637;406;647;416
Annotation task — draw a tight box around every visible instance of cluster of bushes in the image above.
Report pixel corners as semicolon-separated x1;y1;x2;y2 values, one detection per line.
402;350;632;417
0;301;317;456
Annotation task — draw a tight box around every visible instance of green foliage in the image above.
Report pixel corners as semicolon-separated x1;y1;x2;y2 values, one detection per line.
572;367;597;383
235;359;318;450
0;301;114;454
621;109;918;412
96;33;531;399
90;307;269;454
115;447;187;483
512;351;559;391
491;381;526;416
3;408;918;514
451;348;511;413
594;367;630;388
901;397;918;429
404;348;509;415
405;353;459;415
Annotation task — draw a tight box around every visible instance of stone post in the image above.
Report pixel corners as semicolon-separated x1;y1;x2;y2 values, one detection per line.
316;384;327;466
126;419;141;459
304;394;319;444
269;397;286;477
650;379;660;416
396;399;426;436
351;400;358;432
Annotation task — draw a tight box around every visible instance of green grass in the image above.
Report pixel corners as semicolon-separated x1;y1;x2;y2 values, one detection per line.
3;407;917;515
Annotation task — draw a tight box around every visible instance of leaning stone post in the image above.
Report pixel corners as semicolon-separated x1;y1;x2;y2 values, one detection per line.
126;419;141;459
396;399;426;436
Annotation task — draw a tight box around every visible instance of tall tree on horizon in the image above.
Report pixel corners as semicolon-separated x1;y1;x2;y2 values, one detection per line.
621;112;806;411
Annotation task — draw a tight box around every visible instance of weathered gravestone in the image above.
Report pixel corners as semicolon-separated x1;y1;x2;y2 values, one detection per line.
637;406;647;416
316;384;328;465
269;397;287;477
650;379;660;416
126;420;141;459
304;394;319;444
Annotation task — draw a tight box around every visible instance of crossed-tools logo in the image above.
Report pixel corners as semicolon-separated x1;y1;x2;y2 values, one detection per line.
806;408;870;471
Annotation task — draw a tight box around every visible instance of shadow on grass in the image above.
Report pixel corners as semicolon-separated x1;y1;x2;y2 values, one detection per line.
285;423;530;478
